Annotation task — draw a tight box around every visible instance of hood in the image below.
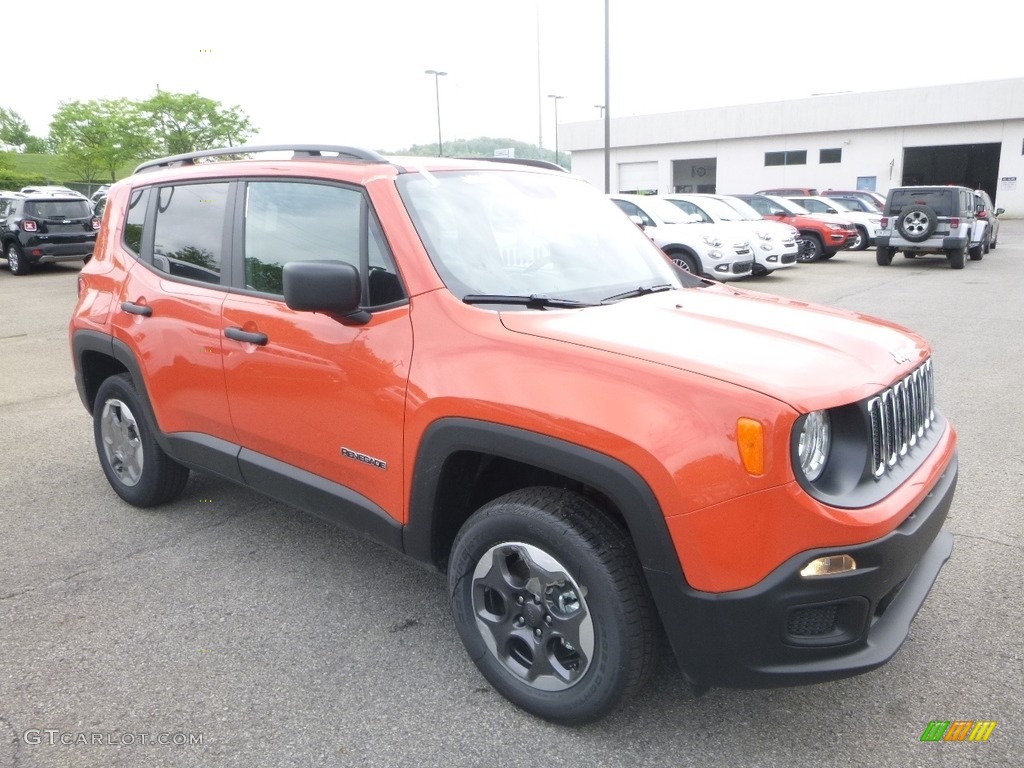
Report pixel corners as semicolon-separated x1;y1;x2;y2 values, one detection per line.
651;221;748;248
804;212;855;227
498;286;927;411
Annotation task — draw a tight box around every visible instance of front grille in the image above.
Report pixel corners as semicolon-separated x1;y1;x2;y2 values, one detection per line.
787;605;839;636
867;359;935;479
730;260;754;274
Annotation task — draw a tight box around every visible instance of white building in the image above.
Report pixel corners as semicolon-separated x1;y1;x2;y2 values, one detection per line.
561;78;1024;215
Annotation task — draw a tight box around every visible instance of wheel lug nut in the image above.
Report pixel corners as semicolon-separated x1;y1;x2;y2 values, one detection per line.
545;615;552;624
515;616;524;626
517;595;525;605
534;628;542;638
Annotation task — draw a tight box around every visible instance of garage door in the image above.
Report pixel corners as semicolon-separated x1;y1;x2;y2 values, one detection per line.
618;162;658;194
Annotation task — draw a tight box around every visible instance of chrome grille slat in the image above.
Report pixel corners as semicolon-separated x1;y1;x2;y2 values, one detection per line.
867;359;935;479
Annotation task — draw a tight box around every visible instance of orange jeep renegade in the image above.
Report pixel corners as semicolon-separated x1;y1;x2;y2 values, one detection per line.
69;145;957;724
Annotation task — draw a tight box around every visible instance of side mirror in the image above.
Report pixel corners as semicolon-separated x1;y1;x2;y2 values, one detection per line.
283;260;370;324
628;215;647;229
996;208;1005;216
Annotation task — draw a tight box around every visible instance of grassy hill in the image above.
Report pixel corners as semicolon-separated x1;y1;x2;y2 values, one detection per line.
2;153;135;185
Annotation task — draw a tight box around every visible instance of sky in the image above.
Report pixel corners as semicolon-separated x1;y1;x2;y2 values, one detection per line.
13;0;1024;155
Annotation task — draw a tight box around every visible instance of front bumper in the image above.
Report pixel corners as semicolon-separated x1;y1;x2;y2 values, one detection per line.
647;452;957;688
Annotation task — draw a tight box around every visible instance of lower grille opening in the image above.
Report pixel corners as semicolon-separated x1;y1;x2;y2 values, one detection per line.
788;605;839;637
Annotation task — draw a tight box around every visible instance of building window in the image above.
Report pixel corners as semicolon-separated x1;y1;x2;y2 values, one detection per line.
765;150;806;166
820;148;842;164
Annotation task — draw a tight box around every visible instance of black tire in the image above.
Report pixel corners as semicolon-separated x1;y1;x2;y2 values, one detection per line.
876;247;894;266
796;233;823;262
669;252;700;276
448;487;658;725
850;226;869;251
903;252;916;259
6;243;31;275
93;373;189;507
990;233;997;250
819;251;836;260
946;244;965;270
895;205;938;242
969;241;984;261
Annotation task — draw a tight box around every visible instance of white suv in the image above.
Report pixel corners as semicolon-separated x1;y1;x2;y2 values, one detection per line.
662;193;798;275
609;195;754;280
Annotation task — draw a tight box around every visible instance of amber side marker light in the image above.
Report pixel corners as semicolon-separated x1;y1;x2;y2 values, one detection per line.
800;554;857;578
736;418;764;475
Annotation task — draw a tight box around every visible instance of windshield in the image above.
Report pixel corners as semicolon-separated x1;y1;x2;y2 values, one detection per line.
398;170;683;304
714;196;763;221
684;196;746;221
634;196;699;224
768;196;810;215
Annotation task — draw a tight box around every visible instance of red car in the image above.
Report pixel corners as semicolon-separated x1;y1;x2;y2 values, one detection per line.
733;194;858;261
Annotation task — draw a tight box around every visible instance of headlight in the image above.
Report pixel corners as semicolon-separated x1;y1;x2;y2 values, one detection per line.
756;230;773;242
707;249;724;259
827;224;842;231
701;234;723;247
797;410;831;481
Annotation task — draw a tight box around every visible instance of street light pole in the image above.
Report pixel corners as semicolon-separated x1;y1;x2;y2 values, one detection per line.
425;69;447;157
547;94;564;167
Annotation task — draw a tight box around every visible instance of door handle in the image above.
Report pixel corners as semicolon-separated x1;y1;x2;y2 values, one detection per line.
120;301;152;317
224;327;268;346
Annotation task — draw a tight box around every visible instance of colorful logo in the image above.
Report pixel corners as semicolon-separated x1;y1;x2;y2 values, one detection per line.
920;720;996;742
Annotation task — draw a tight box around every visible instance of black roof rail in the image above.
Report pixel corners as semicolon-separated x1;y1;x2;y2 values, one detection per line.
134;144;389;174
453;156;568;172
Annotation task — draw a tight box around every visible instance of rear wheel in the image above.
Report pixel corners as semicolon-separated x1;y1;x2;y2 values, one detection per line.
93;373;190;507
946;244;966;270
876;247;894;266
448;488;658;725
6;243;30;275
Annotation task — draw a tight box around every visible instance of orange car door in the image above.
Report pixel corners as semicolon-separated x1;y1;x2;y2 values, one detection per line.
221;180;412;520
110;183;236;444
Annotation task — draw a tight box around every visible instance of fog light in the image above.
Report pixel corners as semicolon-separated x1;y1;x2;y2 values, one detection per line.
714;264;729;273
800;554;856;577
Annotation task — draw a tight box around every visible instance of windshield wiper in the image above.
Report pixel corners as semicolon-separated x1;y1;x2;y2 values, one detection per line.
601;284;674;303
462;294;594;309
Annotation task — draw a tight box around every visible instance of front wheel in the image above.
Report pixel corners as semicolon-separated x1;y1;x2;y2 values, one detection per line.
670;252;700;275
93;373;190;507
448;488;658;724
796;234;823;262
969;241;984;261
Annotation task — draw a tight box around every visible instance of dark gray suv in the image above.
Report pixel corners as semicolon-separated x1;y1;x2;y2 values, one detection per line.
0;194;99;274
876;186;979;269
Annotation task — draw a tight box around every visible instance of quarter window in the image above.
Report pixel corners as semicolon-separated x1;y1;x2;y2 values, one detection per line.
153;183;229;284
123;188;150;256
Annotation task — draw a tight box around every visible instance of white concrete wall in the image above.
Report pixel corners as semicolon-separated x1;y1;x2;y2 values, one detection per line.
564;78;1024;215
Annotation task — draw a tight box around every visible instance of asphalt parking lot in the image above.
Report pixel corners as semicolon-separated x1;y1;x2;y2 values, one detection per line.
1;225;1022;768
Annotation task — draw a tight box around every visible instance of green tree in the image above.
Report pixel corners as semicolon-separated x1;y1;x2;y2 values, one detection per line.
141;91;255;155
1;106;31;146
49;99;155;182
